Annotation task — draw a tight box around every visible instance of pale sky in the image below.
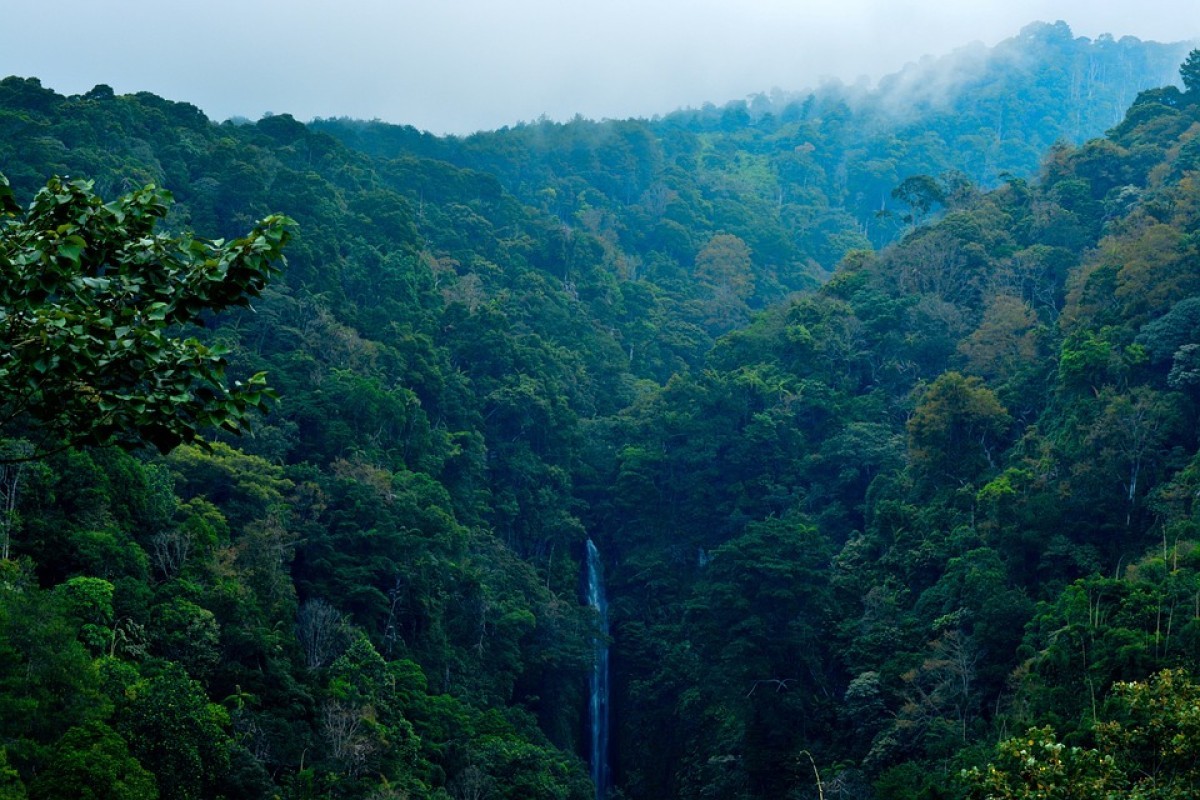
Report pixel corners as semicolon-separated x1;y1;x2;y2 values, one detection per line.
2;1;1198;135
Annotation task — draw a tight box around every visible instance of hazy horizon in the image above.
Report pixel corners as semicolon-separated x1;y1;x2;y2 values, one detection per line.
3;1;1198;135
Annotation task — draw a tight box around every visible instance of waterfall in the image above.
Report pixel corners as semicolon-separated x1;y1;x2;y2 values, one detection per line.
585;538;611;800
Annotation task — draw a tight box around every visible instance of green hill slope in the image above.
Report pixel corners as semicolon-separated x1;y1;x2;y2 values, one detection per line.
0;26;1198;800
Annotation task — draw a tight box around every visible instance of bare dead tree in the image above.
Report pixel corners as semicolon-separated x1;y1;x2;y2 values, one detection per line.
898;629;981;743
150;527;192;580
321;700;374;777
448;765;494;800
297;598;348;670
0;439;32;560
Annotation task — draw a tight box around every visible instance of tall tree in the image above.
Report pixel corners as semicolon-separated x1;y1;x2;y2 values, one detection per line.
694;233;755;332
1181;49;1200;94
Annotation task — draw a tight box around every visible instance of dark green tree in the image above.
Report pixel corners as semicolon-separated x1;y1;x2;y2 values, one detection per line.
115;665;230;800
27;722;158;800
891;174;947;226
1181;49;1200;94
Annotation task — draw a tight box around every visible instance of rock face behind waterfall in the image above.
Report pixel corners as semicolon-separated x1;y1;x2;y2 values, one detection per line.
585;539;610;800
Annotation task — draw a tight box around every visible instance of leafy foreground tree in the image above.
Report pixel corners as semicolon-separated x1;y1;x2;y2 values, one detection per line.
0;173;291;457
964;670;1200;799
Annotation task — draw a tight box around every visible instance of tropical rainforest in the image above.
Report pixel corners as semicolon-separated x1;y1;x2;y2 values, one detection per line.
2;19;1200;800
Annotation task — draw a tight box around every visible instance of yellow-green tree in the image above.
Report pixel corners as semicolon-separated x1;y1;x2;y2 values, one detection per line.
694;233;755;332
908;372;1010;482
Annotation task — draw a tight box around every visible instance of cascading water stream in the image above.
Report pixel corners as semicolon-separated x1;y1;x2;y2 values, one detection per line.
585;538;611;800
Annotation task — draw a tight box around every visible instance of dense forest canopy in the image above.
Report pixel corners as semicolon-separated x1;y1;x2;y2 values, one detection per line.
2;20;1200;800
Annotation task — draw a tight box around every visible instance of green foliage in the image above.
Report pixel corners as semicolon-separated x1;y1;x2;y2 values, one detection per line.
963;726;1120;799
0;175;291;454
115;665;231;800
54;576;114;653
908;372;1010;482
27;722;158;800
694;233;756;332
1181;49;1200;95
0;749;25;800
967;670;1200;799
0;564;110;757
0;35;1197;800
892;174;947;226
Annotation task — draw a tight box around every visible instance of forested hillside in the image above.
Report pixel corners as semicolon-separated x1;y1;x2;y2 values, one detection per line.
317;21;1190;303
1;22;1200;800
